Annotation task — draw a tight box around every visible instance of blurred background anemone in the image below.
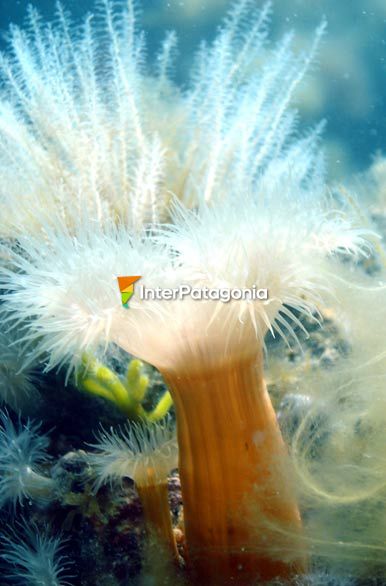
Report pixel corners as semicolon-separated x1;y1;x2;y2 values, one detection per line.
1;0;385;180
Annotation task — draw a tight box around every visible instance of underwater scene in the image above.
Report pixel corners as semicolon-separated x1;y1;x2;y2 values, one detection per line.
1;0;386;584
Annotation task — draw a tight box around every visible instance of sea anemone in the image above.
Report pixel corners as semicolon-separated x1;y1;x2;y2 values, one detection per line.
90;417;178;489
0;0;374;584
0;325;40;413
89;418;179;560
0;177;370;586
0;409;55;508
1;519;72;586
282;265;386;579
0;196;369;375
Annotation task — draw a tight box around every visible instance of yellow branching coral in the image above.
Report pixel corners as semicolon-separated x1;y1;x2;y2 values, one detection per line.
77;355;173;422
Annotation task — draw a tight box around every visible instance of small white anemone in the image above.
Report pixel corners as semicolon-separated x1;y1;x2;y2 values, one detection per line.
0;409;55;507
1;519;73;586
0;325;40;411
89;418;178;489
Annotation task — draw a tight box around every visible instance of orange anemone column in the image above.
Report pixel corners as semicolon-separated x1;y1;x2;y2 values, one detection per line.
136;480;179;562
162;351;305;585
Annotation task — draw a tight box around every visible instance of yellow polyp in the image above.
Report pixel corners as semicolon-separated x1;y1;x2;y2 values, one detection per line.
126;359;143;384
80;378;116;403
102;374;133;410
81;376;140;418
147;390;174;422
90;364;129;404
126;359;150;402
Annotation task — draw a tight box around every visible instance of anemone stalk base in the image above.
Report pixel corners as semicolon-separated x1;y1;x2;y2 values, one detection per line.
163;353;305;585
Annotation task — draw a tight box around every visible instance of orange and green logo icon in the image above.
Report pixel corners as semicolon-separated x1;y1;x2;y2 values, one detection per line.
117;276;141;308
